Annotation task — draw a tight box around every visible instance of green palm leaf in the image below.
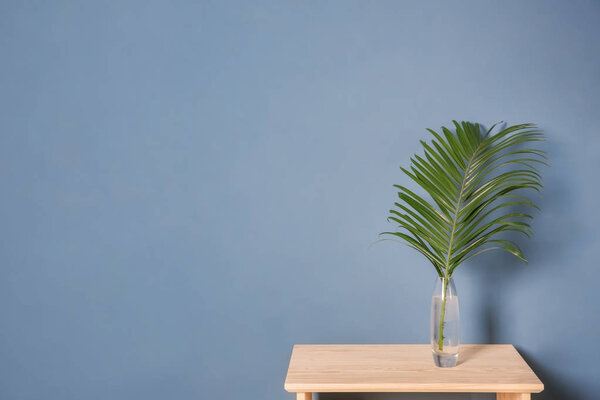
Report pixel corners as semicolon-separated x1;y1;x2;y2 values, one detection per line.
382;121;546;277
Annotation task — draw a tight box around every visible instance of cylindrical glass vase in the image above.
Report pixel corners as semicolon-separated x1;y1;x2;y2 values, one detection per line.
430;276;459;367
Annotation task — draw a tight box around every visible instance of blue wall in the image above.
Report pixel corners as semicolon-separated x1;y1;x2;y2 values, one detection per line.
1;1;599;399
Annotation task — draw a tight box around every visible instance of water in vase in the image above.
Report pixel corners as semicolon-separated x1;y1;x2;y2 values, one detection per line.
430;286;460;368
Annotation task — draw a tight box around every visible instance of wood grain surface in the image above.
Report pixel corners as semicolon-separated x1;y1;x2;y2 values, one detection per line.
284;344;543;393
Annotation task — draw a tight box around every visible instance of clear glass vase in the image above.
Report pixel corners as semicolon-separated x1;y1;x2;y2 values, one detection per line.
430;276;459;367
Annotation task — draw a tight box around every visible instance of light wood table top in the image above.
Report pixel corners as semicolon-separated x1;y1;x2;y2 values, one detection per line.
284;344;543;394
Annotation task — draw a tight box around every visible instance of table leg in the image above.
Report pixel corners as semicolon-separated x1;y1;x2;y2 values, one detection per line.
497;394;530;400
296;393;312;400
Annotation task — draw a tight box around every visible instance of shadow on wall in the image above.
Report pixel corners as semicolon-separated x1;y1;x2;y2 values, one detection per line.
518;349;583;400
466;131;583;400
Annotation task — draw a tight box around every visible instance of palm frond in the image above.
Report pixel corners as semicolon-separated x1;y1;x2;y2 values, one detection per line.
382;121;545;276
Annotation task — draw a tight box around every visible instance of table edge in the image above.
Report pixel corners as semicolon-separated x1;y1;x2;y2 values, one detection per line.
284;382;544;393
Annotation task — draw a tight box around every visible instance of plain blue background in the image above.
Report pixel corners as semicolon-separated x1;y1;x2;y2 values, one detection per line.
1;1;599;399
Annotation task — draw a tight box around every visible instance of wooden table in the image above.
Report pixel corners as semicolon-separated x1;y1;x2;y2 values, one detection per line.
284;344;543;400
